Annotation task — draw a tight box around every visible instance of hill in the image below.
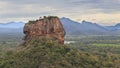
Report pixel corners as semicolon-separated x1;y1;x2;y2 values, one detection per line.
0;22;24;28
61;18;107;35
0;22;24;35
61;17;120;35
0;38;120;68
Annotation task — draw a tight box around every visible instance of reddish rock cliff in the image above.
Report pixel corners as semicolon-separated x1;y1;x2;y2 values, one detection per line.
23;16;65;44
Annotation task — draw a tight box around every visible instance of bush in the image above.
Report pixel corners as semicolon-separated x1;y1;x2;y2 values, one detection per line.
0;37;119;68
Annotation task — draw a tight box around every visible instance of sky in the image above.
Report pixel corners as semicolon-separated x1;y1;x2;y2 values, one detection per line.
0;0;120;25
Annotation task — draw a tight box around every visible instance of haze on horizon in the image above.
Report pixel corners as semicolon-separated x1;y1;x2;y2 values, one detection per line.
0;0;120;26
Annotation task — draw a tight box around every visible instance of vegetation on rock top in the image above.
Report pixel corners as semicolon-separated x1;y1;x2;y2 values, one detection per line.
27;16;58;24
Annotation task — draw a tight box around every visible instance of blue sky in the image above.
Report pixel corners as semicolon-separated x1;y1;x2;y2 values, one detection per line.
0;0;120;25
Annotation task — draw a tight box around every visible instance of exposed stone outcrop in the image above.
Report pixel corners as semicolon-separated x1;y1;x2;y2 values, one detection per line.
23;16;65;44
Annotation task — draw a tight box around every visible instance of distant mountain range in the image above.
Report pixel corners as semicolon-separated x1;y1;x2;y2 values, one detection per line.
60;17;120;35
0;17;120;35
0;21;24;28
104;23;120;31
0;22;24;35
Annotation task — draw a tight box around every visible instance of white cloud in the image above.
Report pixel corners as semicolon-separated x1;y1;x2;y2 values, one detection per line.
75;13;120;25
0;0;120;25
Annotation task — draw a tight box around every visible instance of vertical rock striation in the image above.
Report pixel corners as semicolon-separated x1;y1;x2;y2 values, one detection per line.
23;16;65;44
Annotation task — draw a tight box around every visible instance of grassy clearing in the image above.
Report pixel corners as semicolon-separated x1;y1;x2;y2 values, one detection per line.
91;44;120;47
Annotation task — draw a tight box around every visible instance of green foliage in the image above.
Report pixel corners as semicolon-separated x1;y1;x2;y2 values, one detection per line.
0;37;120;68
0;33;22;57
92;43;120;47
66;35;120;54
0;35;120;68
27;16;58;24
28;20;36;24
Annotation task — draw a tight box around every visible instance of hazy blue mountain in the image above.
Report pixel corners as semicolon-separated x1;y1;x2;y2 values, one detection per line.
60;17;120;35
0;22;25;28
0;18;120;35
0;22;25;35
105;23;120;30
60;17;82;35
61;17;108;35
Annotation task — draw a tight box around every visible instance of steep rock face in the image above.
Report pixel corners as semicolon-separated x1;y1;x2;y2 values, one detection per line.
23;16;65;44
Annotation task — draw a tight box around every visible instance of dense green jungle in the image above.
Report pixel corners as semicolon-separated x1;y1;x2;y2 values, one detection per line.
0;34;120;68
